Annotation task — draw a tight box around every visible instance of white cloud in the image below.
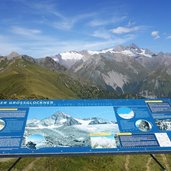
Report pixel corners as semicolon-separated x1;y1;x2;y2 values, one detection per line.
112;26;140;34
89;16;127;27
53;21;73;31
11;26;42;36
53;13;95;30
91;23;139;39
21;0;96;31
91;29;111;39
23;1;126;31
21;0;57;14
151;31;160;39
166;35;171;39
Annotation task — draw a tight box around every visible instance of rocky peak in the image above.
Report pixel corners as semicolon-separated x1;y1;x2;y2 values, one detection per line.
7;51;20;59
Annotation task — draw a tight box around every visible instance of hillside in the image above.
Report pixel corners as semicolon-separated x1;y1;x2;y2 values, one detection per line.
0;57;74;99
0;56;118;99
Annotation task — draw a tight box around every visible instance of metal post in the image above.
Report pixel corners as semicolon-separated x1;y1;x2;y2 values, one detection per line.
7;157;22;171
150;154;167;171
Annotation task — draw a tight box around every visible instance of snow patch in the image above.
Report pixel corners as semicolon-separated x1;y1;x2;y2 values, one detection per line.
88;49;135;56
75;118;92;125
114;50;135;56
59;119;67;124
88;48;152;58
138;49;152;58
60;51;83;60
88;48;114;55
53;57;59;62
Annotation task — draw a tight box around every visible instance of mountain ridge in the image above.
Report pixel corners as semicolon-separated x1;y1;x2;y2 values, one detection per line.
1;43;171;98
27;111;112;128
0;56;119;99
51;44;157;69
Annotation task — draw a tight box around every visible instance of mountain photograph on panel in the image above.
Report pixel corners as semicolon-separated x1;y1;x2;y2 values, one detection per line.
23;106;119;149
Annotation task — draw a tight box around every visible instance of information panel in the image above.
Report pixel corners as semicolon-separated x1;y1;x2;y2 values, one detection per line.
0;99;171;157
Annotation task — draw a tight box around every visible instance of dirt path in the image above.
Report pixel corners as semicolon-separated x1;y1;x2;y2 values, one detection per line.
146;157;152;171
23;158;39;171
124;155;130;171
161;154;170;171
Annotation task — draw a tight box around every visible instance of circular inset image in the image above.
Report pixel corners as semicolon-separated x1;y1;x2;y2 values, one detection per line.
117;107;134;119
0;119;5;131
25;134;46;149
135;120;152;132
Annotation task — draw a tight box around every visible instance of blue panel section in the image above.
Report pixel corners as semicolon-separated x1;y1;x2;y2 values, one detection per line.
0;99;170;156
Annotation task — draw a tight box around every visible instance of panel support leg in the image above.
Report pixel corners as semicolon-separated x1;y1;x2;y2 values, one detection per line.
7;157;22;171
150;154;167;171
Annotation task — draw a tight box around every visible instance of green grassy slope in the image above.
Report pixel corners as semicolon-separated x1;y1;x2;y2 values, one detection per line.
0;57;119;99
0;58;79;99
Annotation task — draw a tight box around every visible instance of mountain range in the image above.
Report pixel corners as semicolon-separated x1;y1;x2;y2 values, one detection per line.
52;44;171;98
27;112;112;128
1;45;171;170
1;43;171;98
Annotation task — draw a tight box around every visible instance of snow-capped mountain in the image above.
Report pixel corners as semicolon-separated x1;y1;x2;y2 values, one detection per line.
88;44;153;58
52;44;154;69
27;112;81;127
66;44;169;95
40;112;80;126
27;112;112;128
52;51;84;68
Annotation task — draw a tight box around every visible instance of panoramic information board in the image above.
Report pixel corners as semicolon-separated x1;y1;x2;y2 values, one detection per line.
0;99;171;157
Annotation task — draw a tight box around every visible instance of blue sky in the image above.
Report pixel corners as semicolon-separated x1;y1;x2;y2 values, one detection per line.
28;106;116;121
0;0;171;57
